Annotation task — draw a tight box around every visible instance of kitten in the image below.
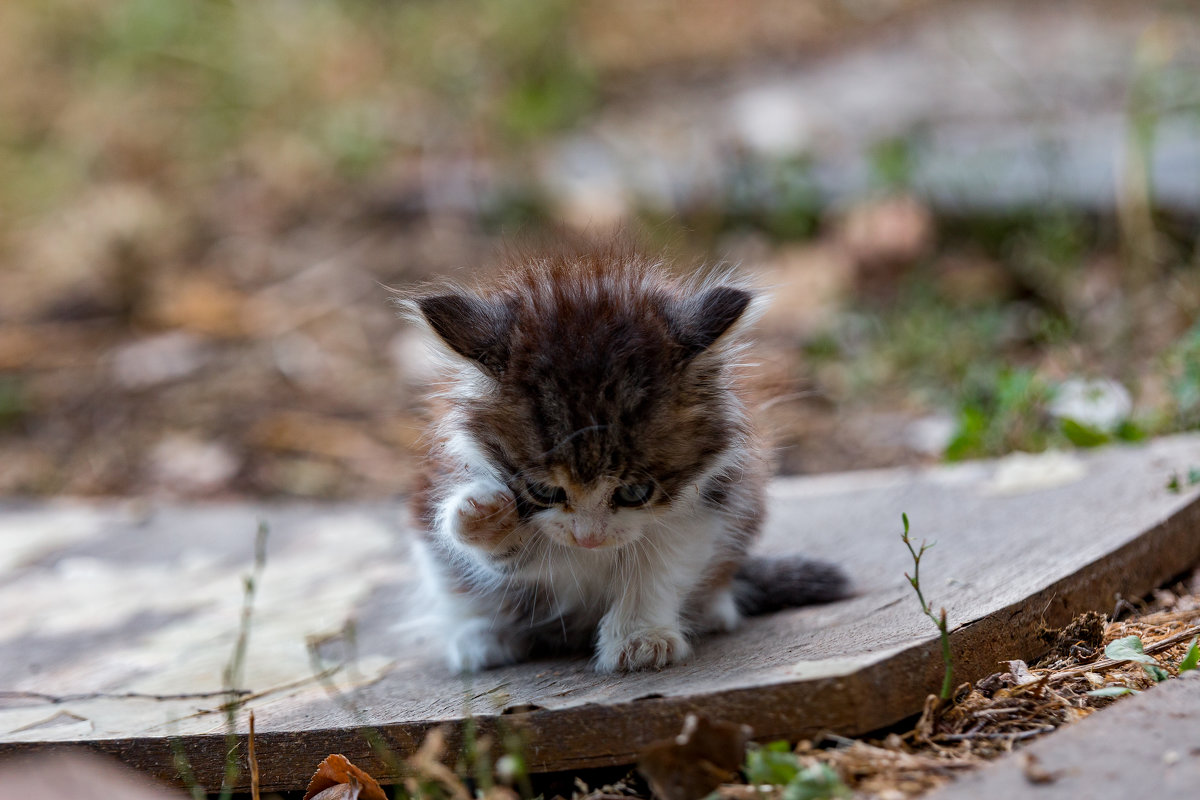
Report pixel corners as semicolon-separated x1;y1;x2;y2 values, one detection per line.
404;240;847;673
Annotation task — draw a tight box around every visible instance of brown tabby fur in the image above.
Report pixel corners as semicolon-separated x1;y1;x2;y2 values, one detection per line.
404;237;846;673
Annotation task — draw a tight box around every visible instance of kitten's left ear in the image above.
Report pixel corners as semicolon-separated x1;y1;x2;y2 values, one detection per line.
671;286;753;358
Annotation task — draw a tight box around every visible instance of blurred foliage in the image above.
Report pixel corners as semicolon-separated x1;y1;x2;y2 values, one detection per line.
0;0;593;236
944;367;1052;460
1166;321;1200;430
0;378;26;432
867;135;917;193
724;154;823;240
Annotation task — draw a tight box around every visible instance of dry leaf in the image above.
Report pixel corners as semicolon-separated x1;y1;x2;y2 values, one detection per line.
637;714;751;800
302;754;388;800
309;782;361;800
838;194;935;271
148;275;248;337
1004;660;1039;686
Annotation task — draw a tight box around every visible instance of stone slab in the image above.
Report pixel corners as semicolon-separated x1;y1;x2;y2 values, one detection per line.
2;436;1200;792
543;0;1200;216
927;673;1200;799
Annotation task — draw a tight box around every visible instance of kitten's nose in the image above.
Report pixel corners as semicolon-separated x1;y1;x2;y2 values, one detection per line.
571;520;606;549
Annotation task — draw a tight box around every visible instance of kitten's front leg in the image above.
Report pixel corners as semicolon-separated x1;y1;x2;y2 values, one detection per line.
431;478;528;672
594;566;691;672
441;479;521;554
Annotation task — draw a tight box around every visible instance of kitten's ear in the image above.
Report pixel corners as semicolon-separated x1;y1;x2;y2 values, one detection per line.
671;286;753;358
413;293;514;375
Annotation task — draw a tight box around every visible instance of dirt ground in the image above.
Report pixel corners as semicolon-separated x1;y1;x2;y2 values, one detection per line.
2;0;1198;501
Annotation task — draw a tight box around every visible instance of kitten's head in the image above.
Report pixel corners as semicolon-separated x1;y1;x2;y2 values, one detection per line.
410;246;754;551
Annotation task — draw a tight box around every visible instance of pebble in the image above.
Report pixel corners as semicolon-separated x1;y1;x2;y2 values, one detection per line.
1049;378;1133;432
147;435;239;495
110;332;209;390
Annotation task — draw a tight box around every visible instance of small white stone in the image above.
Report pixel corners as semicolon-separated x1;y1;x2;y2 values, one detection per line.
906;414;957;455
495;754;521;783
111;331;208;390
1049;378;1132;432
148;435;239;494
730;85;813;156
984;450;1087;495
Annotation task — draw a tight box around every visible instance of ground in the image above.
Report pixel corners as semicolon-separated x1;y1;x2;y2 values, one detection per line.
2;0;1199;499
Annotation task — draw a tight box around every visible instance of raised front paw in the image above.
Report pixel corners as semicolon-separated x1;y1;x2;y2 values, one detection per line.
452;488;520;551
595;626;691;672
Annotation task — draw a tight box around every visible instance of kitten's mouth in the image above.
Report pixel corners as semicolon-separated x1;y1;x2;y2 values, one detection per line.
572;534;609;550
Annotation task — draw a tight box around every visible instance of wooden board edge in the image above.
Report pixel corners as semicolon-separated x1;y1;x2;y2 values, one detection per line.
3;493;1199;791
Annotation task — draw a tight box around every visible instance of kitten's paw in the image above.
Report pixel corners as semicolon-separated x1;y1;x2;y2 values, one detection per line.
446;620;521;673
596;627;691;672
452;488;519;550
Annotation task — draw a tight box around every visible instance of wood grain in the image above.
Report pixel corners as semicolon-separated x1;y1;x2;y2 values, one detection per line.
2;437;1200;791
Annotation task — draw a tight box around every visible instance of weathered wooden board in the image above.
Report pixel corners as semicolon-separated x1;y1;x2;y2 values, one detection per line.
2;436;1200;792
926;673;1200;799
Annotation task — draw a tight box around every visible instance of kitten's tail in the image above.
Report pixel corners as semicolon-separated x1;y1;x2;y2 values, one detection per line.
733;555;851;616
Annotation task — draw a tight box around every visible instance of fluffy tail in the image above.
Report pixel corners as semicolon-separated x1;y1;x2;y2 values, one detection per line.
733;555;851;616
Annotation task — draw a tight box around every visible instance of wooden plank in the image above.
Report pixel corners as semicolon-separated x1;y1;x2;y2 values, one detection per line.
0;751;186;800
925;673;1200;799
2;436;1200;792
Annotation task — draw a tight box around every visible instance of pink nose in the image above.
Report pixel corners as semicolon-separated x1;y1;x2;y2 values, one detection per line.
572;532;605;549
571;521;606;549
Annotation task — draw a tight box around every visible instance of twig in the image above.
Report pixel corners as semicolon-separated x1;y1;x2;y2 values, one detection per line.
118;662;348;724
0;689;251;704
970;708;1021;720
1048;625;1200;682
249;711;260;800
218;521;269;800
937;726;1055;743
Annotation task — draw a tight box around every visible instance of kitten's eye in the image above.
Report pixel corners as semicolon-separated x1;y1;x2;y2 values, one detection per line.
613;483;654;508
525;482;567;506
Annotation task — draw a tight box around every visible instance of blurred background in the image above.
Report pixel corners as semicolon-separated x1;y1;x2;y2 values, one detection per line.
1;0;1199;500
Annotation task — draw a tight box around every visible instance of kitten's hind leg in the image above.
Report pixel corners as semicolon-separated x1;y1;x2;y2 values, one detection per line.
446;615;526;673
691;586;742;635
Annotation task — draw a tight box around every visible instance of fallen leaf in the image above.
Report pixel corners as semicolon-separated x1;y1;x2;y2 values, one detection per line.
309;783;360;800
1179;637;1199;673
837;194;935;276
1003;660;1039;686
637;714;751;800
302;754;388;800
1104;635;1158;665
148;275;249;337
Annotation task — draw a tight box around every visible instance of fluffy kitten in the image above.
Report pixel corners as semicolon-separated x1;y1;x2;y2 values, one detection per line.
405;241;847;673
